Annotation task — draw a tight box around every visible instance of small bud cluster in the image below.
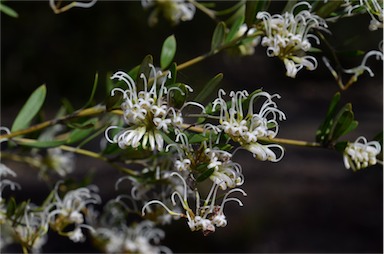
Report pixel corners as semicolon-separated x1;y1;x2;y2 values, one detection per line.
343;136;382;171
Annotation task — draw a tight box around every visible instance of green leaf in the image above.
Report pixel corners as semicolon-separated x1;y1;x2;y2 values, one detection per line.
245;0;269;27
225;15;244;43
211;22;226;52
188;134;208;144
66;119;97;144
6;197;17;218
316;92;341;143
165;63;177;87
11;84;47;132
160;35;177;70
168;83;189;109
127;65;140;81
136;55;153;91
316;1;342;18
194;73;223;103
0;3;18;18
196;167;214;182
83;73;99;108
330;103;357;141
334;141;348;153
17;139;66;148
282;0;297;13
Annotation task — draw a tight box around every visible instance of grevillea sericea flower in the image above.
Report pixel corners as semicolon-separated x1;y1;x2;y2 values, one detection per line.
166;127;244;190
345;0;383;30
343;136;382;171
0;164;20;223
256;2;328;77
93;220;171;253
142;172;246;236
212;89;286;162
141;0;196;26
105;64;189;151
47;182;101;242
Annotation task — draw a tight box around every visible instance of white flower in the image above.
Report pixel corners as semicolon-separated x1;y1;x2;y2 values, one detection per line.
42;148;75;177
47;183;101;240
256;2;328;77
355;0;383;30
105;64;185;151
68;227;86;242
94;221;171;253
205;148;244;190
12;206;48;253
142;172;246;235
343;136;382;171
342;50;383;79
212;89;286;162
142;0;196;26
0;164;20;223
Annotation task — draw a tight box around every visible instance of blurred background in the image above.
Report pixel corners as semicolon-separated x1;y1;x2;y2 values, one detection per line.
1;1;383;253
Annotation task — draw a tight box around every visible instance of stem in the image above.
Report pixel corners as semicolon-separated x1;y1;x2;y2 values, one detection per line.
188;0;217;20
258;137;321;148
0;105;107;140
180;124;322;148
55;145;139;176
177;54;209;71
177;30;264;72
3;137;138;177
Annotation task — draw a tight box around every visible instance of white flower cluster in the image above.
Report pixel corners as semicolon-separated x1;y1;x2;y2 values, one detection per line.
213;89;286;162
343;136;382;171
345;0;383;30
47;183;101;242
256;2;328;77
0;167;102;252
0;164;20;224
141;0;195;26
94;220;171;254
167;130;244;190
142;172;246;236
105;65;185;151
40;148;75;177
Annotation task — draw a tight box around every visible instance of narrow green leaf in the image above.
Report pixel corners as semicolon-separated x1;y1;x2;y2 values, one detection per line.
6;197;17;218
316;92;341;143
188;134;208;144
211;22;226;52
165;63;177;87
196;167;214;182
160;35;177;70
334;141;348;153
11;84;47;132
136;55;153;91
102;142;120;155
17;139;66;148
83;73;99;108
0;3;18;18
128;65;140;81
316;1;342;18
245;0;269;27
66;119;97;144
282;0;297;13
225;15;244;43
194;73;223;103
168;83;189;109
330;103;356;141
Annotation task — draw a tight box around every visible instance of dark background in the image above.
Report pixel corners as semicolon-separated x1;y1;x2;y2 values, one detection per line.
1;1;383;253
